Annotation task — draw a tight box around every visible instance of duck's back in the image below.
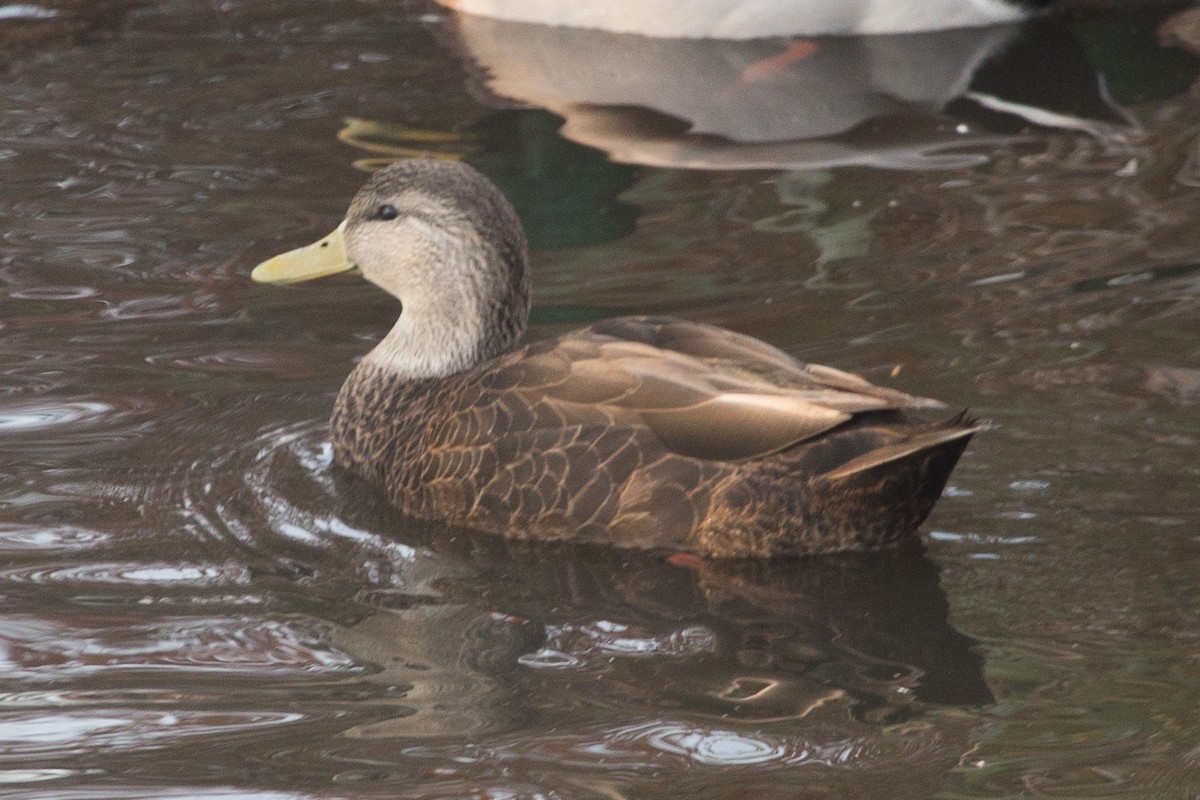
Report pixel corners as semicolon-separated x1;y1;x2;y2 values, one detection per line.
331;316;978;557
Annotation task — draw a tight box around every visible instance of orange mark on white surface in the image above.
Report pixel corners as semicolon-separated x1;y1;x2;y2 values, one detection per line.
741;39;818;82
721;39;818;100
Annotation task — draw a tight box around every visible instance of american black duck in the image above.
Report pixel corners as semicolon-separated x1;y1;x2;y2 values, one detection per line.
252;159;980;558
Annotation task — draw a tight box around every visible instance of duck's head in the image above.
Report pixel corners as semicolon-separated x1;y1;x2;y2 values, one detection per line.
252;159;531;378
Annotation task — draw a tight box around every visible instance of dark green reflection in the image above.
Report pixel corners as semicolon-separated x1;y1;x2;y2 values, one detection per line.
469;109;640;250
1070;5;1200;105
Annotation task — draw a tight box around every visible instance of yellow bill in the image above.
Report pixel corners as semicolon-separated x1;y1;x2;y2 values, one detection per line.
251;222;354;284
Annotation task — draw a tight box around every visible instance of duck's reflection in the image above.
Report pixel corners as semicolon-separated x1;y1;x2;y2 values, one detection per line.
326;485;992;739
328;601;542;739
428;13;1132;172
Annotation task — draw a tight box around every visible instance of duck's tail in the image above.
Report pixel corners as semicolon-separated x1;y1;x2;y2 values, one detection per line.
807;413;984;551
699;413;984;557
821;413;984;482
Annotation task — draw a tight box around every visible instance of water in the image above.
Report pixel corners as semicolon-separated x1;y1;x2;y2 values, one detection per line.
1;0;1198;797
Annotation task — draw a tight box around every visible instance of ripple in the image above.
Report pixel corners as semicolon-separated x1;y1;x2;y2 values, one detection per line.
929;530;1039;546
0;400;111;432
100;295;195;320
0;709;304;757
0;560;250;588
0;525;110;552
7;286;97;301
0;393;162;463
328;775;569;800
167;416;427;591
405;718;907;773
643;723;788;766
0;768;102;785
604;719;947;770
146;346;320;377
540;621;718;662
0;615;359;680
0;789;326;800
516;649;583;670
0;5;57;21
0;352;102;396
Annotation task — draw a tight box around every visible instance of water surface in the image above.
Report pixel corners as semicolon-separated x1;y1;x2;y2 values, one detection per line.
1;1;1198;797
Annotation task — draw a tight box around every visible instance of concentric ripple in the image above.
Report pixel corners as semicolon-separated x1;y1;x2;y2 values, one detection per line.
163;413;426;592
0;400;113;433
398;716;957;776
0;614;360;680
0;709;304;757
0;394;162;462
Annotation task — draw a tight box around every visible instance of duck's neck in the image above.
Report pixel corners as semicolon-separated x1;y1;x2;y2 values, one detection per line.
362;240;530;379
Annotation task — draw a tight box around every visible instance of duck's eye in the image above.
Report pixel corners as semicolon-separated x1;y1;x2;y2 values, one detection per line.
375;204;399;221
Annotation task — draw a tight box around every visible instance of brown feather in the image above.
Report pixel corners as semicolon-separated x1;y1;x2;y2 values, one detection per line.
330;315;981;557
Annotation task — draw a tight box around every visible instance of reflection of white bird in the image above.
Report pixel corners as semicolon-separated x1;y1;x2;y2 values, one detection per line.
440;12;1129;172
435;0;1045;38
445;15;1026;171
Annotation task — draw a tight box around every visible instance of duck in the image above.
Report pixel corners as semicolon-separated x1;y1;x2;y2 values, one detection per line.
251;160;981;558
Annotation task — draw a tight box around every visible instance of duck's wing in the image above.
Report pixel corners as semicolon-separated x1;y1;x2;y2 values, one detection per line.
586;316;947;407
491;316;944;462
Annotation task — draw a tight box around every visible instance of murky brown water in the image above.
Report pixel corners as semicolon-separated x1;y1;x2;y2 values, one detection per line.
1;1;1198;797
